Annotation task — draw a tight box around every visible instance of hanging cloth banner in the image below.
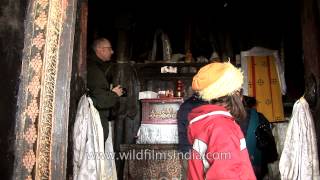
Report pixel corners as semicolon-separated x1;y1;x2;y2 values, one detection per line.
241;47;286;122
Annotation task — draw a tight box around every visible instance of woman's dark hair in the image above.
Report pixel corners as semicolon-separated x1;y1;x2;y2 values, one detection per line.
210;93;247;121
243;96;257;109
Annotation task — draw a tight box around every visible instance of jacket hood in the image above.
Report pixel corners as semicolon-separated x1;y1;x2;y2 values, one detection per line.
187;104;233;147
188;104;228;122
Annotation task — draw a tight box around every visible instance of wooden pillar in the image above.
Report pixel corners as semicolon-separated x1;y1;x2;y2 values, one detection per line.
301;0;320;159
78;1;88;81
301;0;320;76
116;30;129;62
66;1;88;179
115;13;131;62
13;0;77;179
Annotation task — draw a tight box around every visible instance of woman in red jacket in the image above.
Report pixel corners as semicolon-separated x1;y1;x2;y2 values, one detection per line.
187;62;256;180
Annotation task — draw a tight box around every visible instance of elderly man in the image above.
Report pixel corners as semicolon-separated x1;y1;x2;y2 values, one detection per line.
87;38;123;141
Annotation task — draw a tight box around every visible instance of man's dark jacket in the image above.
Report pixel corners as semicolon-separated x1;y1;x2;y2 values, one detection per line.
87;53;119;140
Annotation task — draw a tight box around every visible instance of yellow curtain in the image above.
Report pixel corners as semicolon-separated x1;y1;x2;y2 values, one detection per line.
247;56;284;122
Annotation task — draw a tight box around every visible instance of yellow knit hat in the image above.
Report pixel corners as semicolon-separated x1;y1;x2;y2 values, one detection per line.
192;62;243;101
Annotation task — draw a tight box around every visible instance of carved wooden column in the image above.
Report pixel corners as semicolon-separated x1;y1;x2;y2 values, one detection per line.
13;0;77;179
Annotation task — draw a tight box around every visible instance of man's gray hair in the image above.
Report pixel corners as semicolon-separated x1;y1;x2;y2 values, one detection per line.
92;38;110;51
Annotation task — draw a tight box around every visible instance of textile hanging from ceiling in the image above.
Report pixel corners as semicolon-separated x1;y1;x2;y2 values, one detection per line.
279;97;320;180
73;95;117;180
241;47;286;122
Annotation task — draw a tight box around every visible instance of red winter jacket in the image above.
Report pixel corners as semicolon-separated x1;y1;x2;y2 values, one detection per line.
187;104;256;180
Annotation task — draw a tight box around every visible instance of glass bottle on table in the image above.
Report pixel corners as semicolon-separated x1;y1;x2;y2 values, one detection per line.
175;80;184;97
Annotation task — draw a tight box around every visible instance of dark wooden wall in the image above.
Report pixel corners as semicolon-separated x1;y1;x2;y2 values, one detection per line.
0;0;27;179
301;0;320;159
